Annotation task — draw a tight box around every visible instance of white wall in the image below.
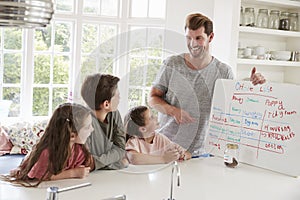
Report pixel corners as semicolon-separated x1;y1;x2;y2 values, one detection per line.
212;0;240;73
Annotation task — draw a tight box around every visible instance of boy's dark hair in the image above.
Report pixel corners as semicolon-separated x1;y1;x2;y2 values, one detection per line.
184;13;213;36
81;73;120;110
124;106;148;141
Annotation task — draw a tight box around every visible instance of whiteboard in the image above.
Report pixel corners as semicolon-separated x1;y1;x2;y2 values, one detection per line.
204;79;300;177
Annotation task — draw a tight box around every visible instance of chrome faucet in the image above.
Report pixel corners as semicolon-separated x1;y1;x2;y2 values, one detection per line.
101;194;126;200
46;182;91;200
166;161;181;200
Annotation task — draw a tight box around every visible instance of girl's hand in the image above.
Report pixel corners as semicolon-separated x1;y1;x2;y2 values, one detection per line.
10;168;21;177
72;166;90;178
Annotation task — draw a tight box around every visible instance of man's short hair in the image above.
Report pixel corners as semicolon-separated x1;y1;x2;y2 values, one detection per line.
185;13;213;36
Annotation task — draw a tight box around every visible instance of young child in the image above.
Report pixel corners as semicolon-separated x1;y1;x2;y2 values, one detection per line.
81;73;127;170
5;103;94;187
124;106;191;165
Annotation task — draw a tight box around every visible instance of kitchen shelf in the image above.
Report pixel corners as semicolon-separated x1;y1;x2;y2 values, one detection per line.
234;0;300;84
242;0;300;8
237;58;300;67
239;26;300;38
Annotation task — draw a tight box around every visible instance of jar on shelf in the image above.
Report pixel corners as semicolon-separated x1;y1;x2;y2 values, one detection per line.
243;7;255;27
289;13;299;31
268;10;280;29
279;11;290;30
224;143;239;168
240;6;244;26
256;9;269;28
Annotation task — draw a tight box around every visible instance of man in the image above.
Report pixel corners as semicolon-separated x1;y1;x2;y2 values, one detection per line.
81;73;127;170
148;13;265;154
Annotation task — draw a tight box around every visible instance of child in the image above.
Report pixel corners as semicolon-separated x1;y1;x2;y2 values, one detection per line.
5;103;94;187
124;106;191;165
81;73;127;170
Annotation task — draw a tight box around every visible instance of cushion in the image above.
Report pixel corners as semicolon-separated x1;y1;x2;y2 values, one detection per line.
0;127;13;156
4;120;47;154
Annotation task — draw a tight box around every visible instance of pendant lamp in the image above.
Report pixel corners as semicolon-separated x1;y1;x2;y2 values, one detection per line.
0;0;54;28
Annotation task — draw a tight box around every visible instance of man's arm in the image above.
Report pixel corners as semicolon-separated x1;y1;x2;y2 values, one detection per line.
148;87;195;124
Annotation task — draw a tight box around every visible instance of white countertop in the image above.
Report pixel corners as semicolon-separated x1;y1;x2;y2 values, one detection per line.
1;157;300;200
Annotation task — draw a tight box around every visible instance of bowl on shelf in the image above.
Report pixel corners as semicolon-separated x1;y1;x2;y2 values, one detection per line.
270;51;291;61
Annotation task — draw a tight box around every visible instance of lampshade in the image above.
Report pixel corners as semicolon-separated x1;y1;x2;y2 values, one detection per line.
0;0;54;28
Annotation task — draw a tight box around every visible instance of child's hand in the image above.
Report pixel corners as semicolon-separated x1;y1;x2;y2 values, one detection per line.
179;151;192;161
10;168;21;177
72;166;90;178
122;158;129;167
163;149;180;163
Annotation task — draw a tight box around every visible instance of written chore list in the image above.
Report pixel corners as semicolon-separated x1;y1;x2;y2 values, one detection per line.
205;79;300;177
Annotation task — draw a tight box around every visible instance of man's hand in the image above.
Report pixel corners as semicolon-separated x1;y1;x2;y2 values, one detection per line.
250;67;266;85
170;106;195;124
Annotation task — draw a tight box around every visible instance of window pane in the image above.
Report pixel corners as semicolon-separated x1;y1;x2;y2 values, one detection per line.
148;28;164;51
149;0;166;18
129;27;147;53
146;59;161;86
129;57;145;86
34;55;51;84
128;88;142;108
55;0;74;13
33;88;49;116
4;28;22;50
55;22;72;52
99;25;117;54
83;0;99;14
82;24;99;53
101;0;118;16
0;99;12;117
53;87;68;112
98;56;113;73
35;26;52;51
131;0;147;18
3;53;21;84
80;56;97;81
3;87;20;117
0;29;2;47
53;55;69;84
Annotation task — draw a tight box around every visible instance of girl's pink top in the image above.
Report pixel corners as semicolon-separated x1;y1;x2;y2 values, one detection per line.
28;144;86;179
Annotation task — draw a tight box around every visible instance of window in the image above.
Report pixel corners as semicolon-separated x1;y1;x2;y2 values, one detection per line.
0;0;166;119
130;0;166;18
127;26;164;108
0;28;23;117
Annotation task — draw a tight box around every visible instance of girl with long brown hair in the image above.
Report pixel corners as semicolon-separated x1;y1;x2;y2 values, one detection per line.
4;103;94;187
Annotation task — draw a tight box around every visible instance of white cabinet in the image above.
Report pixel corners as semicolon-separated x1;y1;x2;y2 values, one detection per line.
236;0;300;84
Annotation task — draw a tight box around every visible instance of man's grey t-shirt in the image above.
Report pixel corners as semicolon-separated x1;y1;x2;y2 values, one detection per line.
153;54;234;153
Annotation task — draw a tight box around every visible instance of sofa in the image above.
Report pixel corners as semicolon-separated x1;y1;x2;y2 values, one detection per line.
0;120;47;155
0;120;48;174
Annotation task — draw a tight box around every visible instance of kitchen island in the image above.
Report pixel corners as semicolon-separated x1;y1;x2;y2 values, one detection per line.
1;157;299;200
